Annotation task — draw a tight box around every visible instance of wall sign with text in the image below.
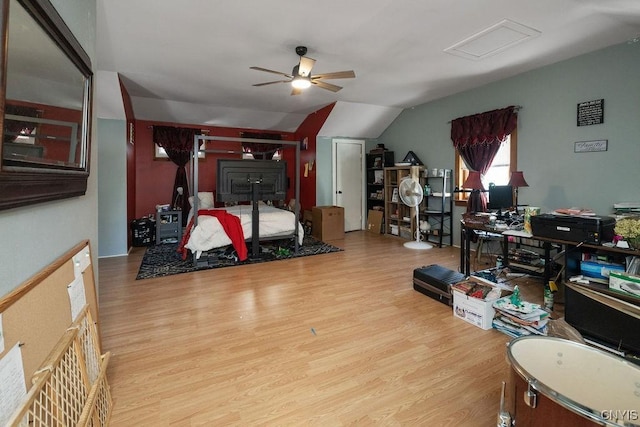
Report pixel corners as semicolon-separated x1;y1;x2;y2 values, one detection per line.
577;99;604;126
574;139;608;153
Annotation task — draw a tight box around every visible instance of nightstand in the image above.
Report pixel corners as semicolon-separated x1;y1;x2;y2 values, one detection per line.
156;210;182;244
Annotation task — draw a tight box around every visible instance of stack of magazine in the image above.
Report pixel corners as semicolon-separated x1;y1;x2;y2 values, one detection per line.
492;297;549;337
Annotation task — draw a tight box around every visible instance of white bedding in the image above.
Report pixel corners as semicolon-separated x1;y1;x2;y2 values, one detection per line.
185;204;304;258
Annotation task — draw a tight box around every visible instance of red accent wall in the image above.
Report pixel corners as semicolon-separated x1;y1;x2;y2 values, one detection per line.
130;102;334;220
133;121;298;218
294;102;335;212
118;76;136;248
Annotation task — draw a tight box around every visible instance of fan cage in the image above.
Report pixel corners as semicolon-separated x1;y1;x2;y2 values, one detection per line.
399;177;424;207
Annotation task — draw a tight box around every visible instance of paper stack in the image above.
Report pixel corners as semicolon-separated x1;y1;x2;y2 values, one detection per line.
492;296;549;337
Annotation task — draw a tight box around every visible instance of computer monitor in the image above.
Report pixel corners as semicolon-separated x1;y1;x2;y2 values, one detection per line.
488;185;513;216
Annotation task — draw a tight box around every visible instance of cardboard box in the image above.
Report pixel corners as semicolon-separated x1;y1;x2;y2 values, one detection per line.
452;278;511;330
581;260;625;281
452;290;498;330
312;206;344;241
609;271;640;298
366;210;383;234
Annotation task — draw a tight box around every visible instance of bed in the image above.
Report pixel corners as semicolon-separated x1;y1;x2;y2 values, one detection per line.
181;134;302;266
181;203;304;260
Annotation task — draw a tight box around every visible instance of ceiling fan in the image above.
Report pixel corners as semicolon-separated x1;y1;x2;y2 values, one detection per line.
250;46;355;95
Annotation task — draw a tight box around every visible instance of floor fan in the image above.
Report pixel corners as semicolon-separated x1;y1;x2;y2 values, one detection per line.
399;177;433;250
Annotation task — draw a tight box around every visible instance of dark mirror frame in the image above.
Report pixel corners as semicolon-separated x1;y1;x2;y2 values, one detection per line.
0;0;93;211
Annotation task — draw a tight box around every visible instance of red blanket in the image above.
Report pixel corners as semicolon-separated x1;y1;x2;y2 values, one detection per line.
178;209;248;261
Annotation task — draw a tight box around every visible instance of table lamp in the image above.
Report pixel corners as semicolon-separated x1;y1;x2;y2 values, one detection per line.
173;186;184;210
463;171;486;213
508;171;528;214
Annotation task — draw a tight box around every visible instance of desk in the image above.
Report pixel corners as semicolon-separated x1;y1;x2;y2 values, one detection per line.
460;218;556;283
460;216;640;284
461;215;640;358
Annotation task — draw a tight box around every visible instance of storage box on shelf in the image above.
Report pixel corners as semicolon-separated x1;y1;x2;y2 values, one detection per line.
609;272;640;298
565;244;636;287
384;165;424;240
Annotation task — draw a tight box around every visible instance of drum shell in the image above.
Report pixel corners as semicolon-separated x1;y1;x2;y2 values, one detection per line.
507;336;640;427
511;371;600;426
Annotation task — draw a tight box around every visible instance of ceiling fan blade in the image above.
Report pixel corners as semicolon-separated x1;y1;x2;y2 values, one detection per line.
312;80;342;92
290;87;303;96
250;66;292;79
311;70;356;80
253;80;290;87
298;56;316;77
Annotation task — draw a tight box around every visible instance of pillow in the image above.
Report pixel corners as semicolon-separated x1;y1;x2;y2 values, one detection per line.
198;192;214;208
188;191;215;209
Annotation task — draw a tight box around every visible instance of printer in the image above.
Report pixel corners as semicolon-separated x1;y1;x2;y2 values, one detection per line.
530;213;615;245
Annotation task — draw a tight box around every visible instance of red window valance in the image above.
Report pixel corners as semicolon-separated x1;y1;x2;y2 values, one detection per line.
451;106;518;148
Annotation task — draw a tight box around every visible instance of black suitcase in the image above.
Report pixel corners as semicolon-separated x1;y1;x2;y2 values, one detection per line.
413;264;465;306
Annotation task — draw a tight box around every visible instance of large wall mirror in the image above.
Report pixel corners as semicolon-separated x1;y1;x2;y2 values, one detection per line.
0;0;93;210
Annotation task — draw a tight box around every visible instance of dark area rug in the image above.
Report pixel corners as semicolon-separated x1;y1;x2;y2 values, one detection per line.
136;235;342;280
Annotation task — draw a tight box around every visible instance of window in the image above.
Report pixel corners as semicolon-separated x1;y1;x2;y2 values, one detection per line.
154;141;206;159
454;129;518;206
242;149;282;160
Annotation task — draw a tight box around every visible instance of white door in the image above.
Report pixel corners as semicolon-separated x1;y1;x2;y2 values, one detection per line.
333;139;365;231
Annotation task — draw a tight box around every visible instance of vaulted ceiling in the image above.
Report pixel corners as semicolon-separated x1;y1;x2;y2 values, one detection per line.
96;0;640;137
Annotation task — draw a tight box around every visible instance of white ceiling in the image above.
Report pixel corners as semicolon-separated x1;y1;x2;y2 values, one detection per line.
96;0;640;137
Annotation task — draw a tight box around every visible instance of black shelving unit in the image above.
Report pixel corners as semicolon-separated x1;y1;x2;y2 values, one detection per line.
366;151;394;221
421;169;453;247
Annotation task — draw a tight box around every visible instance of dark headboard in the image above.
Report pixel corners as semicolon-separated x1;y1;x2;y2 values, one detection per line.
216;159;287;203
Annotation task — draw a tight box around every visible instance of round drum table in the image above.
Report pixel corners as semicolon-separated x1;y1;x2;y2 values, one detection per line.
507;336;640;426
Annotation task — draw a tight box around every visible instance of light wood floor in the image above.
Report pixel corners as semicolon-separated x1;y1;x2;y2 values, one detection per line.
98;231;549;426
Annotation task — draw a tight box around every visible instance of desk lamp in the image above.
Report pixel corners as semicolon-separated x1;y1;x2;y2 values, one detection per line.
508;171;528;214
463;171;486;213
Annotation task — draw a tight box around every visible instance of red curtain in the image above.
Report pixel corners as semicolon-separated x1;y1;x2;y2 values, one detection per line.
153;126;198;223
451;106;518;212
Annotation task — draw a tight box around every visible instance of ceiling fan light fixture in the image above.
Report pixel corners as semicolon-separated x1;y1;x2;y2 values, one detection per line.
291;76;311;89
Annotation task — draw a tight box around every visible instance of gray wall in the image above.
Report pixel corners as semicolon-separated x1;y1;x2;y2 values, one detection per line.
0;0;98;297
316;137;333;206
375;41;640;246
97;119;127;257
